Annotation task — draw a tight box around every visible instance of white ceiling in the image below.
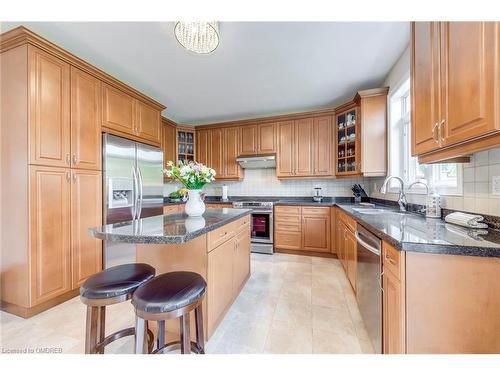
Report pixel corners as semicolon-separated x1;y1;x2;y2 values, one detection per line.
1;22;410;125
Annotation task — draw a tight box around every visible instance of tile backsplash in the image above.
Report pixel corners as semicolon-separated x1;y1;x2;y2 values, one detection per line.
164;168;369;198
368;148;500;217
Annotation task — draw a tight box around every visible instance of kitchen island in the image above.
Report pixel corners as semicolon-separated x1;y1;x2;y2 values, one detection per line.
90;208;252;340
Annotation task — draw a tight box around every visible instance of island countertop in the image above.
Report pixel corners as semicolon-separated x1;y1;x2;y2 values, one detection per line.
89;208;252;244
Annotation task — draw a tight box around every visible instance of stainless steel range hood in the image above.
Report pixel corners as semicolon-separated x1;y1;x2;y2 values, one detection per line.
236;155;276;169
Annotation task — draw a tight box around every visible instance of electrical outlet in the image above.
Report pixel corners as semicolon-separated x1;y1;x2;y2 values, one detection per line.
492;176;500;195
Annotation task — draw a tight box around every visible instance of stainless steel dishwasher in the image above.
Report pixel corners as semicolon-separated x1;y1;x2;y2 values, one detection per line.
355;224;382;354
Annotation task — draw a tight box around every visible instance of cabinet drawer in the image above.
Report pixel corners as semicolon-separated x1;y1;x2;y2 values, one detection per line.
383;242;402;279
275;206;301;215
275;221;301;233
275;214;301;225
235;215;251;234
275;231;302;249
302;207;330;216
163;205;180;214
208;224;235;251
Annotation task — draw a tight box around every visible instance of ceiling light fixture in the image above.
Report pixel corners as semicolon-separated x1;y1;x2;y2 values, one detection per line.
174;22;219;54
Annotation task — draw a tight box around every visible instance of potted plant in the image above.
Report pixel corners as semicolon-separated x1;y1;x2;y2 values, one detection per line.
164;161;216;217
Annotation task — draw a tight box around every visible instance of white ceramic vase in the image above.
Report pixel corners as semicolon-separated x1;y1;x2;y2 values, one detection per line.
185;189;205;217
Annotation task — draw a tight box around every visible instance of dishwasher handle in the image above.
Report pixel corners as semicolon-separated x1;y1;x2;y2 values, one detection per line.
355;230;381;256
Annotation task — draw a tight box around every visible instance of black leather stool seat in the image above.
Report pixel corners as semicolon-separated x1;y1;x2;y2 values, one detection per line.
132;271;207;314
80;263;156;300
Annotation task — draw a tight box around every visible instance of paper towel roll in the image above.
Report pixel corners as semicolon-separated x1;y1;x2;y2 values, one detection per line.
222;185;228;201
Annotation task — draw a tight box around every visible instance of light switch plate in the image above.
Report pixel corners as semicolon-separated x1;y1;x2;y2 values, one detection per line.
492;176;500;195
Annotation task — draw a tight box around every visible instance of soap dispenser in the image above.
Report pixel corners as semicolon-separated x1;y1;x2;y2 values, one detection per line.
426;188;441;219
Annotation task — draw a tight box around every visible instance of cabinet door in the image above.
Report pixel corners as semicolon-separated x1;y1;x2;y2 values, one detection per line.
223;127;241;179
70;67;101;171
440;22;499;146
302;210;330;252
383;269;404;354
233;227;251;294
196;128;211;166
162;120;177;168
136;100;161;145
346;228;357;292
239;125;258;156
30;166;71;305
313;116;332;176
258;122;277;154
277;121;295;177
411;22;441;155
207;238;234;335
337;224;347;271
102;84;136;135
294;118;314;176
71;170;102;289
210;128;224;177
330;208;337;255
28;46;71;168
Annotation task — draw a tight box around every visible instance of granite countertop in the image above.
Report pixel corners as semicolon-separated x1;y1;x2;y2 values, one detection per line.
336;203;500;258
89;208;251;244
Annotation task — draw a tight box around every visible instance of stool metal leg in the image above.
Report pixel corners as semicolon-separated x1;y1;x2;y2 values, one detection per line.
180;313;191;354
195;306;205;353
85;306;99;354
97;306;106;354
157;320;165;350
135;316;148;354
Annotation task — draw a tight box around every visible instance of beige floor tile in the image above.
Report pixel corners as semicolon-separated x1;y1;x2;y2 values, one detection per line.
274;298;312;327
312;328;362;354
312;285;347;308
263;319;313;354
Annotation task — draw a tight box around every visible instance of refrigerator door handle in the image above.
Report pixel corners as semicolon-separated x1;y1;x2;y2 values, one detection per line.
132;166;139;219
137;167;144;219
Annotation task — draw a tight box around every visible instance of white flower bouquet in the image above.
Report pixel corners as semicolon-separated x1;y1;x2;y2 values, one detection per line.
164;161;216;190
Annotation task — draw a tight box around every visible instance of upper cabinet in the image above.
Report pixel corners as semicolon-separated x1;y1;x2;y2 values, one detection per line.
239;122;277;156
195;127;211;166
176;127;195;163
412;22;500;163
102;84;162;146
161;118;177;169
29;46;71;168
335;88;388;177
223;127;243;179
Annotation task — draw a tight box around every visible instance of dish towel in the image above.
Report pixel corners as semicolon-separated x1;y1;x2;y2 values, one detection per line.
444;212;488;229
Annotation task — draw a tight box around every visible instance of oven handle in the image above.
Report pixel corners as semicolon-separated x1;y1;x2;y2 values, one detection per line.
250;210;273;214
355;231;381;256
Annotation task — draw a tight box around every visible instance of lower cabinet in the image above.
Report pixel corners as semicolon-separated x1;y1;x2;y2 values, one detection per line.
163;204;183;214
275;205;330;252
345;229;357;291
26;166;102;310
207;217;251;336
335;208;357;292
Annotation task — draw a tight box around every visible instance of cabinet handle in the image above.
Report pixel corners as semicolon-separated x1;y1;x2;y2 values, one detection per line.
379;270;384;293
432;122;439;142
72;154;77;165
385;252;397;266
66;171;71;182
439;119;445;142
65;153;71;165
72;173;77;183
219;231;227;237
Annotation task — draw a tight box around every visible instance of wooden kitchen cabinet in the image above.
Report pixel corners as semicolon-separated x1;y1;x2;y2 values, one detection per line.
102;83;136;135
295;118;314;176
336;208;357;291
223;127;243;179
239;122;277;155
277;121;295;177
71;170;102;289
136;100;161;145
29;166;72;305
313;116;333;176
29;46;71;168
162;118;177;168
383;267;405;354
302;207;330;252
258;122;277;154
412;22;500;163
195;127;211;166
70;67;101;171
209;128;224;176
233;225;251;294
345;228;357;292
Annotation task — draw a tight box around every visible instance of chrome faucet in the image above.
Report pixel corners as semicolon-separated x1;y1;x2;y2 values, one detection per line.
379;176;407;212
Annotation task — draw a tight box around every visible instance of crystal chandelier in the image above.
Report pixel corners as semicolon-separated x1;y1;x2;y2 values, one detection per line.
174;22;219;54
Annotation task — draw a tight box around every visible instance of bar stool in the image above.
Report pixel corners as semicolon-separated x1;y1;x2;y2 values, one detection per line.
131;271;207;354
80;263;156;354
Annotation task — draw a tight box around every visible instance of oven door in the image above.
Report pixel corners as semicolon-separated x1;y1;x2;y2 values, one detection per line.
250;210;273;244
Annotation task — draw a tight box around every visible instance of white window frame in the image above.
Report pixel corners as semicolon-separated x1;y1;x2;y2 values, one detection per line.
387;77;463;196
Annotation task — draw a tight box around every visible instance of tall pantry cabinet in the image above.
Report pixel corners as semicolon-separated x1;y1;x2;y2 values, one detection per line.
0;27;165;317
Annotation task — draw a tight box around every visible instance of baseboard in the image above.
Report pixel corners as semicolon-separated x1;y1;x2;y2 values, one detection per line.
275;248;338;258
1;289;80;318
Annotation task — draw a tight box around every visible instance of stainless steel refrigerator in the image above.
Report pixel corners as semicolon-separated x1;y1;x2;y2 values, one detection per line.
102;134;164;268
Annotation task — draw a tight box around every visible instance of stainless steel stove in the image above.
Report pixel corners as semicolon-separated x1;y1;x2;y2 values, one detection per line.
232;201;274;254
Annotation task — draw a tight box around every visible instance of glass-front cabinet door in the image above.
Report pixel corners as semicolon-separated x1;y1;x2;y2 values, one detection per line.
335;106;360;176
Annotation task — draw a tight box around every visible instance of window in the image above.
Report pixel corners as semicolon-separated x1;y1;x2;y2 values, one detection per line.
388;77;462;195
